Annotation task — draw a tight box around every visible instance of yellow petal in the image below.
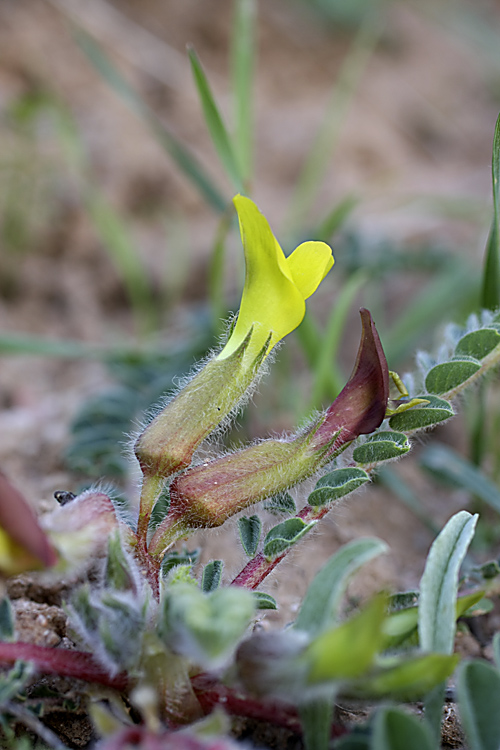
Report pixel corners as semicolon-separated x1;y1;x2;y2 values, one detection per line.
219;196;304;360
286;241;335;299
218;195;334;363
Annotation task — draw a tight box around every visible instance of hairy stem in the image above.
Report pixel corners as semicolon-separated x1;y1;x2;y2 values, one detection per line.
0;642;128;691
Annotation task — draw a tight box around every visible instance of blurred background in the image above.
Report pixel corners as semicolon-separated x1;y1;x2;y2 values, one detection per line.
2;0;500;609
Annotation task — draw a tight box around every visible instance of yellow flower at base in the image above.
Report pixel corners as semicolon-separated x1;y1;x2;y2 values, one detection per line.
218;195;334;363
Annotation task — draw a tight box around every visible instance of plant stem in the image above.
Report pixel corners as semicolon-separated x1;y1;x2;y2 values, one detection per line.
137;474;164;541
0;642;128;691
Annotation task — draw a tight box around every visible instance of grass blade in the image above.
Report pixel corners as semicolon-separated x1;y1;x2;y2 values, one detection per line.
75;29;227;213
420;442;500;514
231;0;256;183
188;47;244;193
481;112;500;309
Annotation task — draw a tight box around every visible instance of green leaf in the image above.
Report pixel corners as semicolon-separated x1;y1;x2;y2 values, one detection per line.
382;591;484;650
308;467;370;507
294;537;388;637
493;632;500;670
201;560;223;592
455;328;500;359
238;515;262;557
148;487;171;537
355;653;459;702
457;659;500;750
334;735;370;750
263;518;317;560
105;532;136;592
352;432;410;464
304;594;387;684
75;30;227;213
262;492;297;516
0;662;33;707
252;591;278;610
300;696;335;750
160;547;200;578
425;357;481;395
388;395;454;432
188;48;243;192
159;583;255;668
372;707;435;750
481;112;500;310
419;510;478;655
0;598;15;642
419;442;500;514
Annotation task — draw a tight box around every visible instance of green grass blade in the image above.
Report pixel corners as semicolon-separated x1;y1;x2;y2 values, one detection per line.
75;29;227;213
231;0;256;183
285;17;380;235
481;112;500;310
309;270;367;408
377;467;440;535
0;333;160;360
420;442;500;514
315;194;359;242
188;47;244;193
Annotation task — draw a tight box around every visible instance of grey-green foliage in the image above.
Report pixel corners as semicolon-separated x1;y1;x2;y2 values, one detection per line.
293;537;388;637
0;598;15;642
0;661;33;706
68;536;148;674
158;583;255;669
238;515;262;556
352;431;410;464
371;707;435;750
388;395;454;433
307;467;370;507
201;560;223;592
457;659;500;750
263;518;317;559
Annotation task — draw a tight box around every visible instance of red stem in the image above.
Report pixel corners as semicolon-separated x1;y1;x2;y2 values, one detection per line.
0;642;128;691
191;673;302;734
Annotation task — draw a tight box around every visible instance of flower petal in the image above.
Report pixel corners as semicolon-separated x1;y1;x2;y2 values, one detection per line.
219;196;306;361
286;241;334;299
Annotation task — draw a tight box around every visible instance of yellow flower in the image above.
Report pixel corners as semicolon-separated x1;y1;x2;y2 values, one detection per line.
135;196;333;538
219;195;334;363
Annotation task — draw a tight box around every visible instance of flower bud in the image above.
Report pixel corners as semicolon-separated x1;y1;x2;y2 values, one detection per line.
149;310;388;555
134;335;254;482
41;489;118;573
